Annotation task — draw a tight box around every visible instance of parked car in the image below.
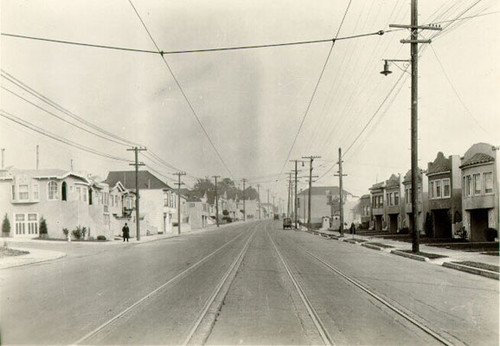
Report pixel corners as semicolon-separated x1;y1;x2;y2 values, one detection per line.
283;217;292;230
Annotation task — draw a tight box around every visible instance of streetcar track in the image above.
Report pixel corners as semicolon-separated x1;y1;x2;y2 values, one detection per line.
267;229;334;346
305;250;452;346
182;224;258;345
277;227;452;345
72;225;252;345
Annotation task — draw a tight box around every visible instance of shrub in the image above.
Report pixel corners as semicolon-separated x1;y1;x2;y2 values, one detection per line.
97;235;106;241
39;217;48;234
72;226;83;240
2;214;11;234
62;228;69;237
222;209;229;216
485;228;498;242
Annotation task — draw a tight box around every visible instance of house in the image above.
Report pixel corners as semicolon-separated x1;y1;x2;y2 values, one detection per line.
385;174;402;233
359;194;371;229
369;181;385;231
104;170;185;235
186;196;212;230
459;143;498;242
426;152;462;239
402;168;428;235
0;168;116;240
297;186;356;229
243;199;259;220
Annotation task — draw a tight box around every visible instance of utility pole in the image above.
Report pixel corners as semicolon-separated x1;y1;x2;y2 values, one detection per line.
1;148;5;169
213;175;220;227
287;173;292;218
267;189;270;218
127;147;146;241
290;159;306;229
173;171;186;235
241;179;246;222
272;194;275;219
257;184;261;220
302;155;321;230
384;0;441;253
334;148;347;235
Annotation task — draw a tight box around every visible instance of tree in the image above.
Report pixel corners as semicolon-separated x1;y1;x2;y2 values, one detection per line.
39;217;48;235
2;214;10;234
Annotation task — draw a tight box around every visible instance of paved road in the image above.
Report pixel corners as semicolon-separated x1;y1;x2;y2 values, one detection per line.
0;220;497;345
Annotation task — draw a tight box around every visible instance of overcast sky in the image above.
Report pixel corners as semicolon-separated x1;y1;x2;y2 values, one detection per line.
1;0;499;203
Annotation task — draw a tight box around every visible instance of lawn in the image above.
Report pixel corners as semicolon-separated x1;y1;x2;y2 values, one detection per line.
0;246;29;258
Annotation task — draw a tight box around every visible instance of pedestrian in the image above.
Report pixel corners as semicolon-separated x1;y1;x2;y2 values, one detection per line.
350;222;356;235
122;223;130;242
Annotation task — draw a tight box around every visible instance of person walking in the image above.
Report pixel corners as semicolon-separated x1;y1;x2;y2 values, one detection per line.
122;223;130;242
350;222;356;235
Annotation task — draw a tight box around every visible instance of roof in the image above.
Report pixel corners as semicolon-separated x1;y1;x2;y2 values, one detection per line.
360;194;370;199
104;170;171;190
403;168;424;183
385;174;400;188
8;168;89;183
427;152;451;175
369;181;385;191
298;186;351;196
460;153;494;168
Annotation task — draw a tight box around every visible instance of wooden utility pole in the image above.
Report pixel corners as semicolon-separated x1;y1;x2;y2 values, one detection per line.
267;189;270;218
334;148;347;235
213;175;220;227
387;0;440;252
127;147;146;241
257;184;261;219
173;171;186;235
242;178;247;221
287;173;292;218
302;155;321;230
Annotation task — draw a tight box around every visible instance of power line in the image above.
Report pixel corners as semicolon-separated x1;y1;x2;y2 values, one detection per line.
128;0;235;179
1;69;140;147
1;86;131;147
0;109;130;162
278;0;354;179
1;30;389;56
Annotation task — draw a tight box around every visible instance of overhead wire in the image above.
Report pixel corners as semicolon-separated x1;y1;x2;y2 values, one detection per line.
277;0;354;182
0;109;130;163
128;0;235;180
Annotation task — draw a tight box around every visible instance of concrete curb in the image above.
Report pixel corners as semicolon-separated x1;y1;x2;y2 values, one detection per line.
442;262;499;280
0;247;66;270
361;243;383;251
391;250;428;262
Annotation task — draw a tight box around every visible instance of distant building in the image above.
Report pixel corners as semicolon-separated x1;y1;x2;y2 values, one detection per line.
104;170;185;235
297;186;357;229
359;194;371;229
426;152;462;239
385;174;402;233
369;181;385;231
402;168;428;235
459;143;498;241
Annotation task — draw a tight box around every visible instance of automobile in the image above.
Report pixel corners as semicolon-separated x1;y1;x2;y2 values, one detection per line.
283;217;292;230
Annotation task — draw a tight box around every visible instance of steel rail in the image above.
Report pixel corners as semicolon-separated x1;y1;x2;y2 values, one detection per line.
306;251;451;346
182;224;258;345
267;230;334;346
71;225;249;345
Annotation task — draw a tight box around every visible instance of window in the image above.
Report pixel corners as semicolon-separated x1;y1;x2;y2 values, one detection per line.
33;184;39;200
11;185;15;200
27;214;38;234
164;192;169;206
115;195;118;206
48;181;58;200
15;214;25;235
442;179;451;198
484;172;493;194
473;174;481;195
394;192;399;205
465;175;472;197
435;180;442;199
405;187;411;204
61;182;67;201
429;181;434;199
19;184;29;200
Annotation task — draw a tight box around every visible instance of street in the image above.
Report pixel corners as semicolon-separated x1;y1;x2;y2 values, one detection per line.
1;220;498;345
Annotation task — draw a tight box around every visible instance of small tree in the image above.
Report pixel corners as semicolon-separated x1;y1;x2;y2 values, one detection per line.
39;217;48;235
2;214;11;235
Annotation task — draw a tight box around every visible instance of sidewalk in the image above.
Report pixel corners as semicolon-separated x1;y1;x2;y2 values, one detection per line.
305;228;499;280
0;221;244;270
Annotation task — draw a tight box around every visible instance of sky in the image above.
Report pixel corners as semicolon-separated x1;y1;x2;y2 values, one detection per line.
1;0;499;204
